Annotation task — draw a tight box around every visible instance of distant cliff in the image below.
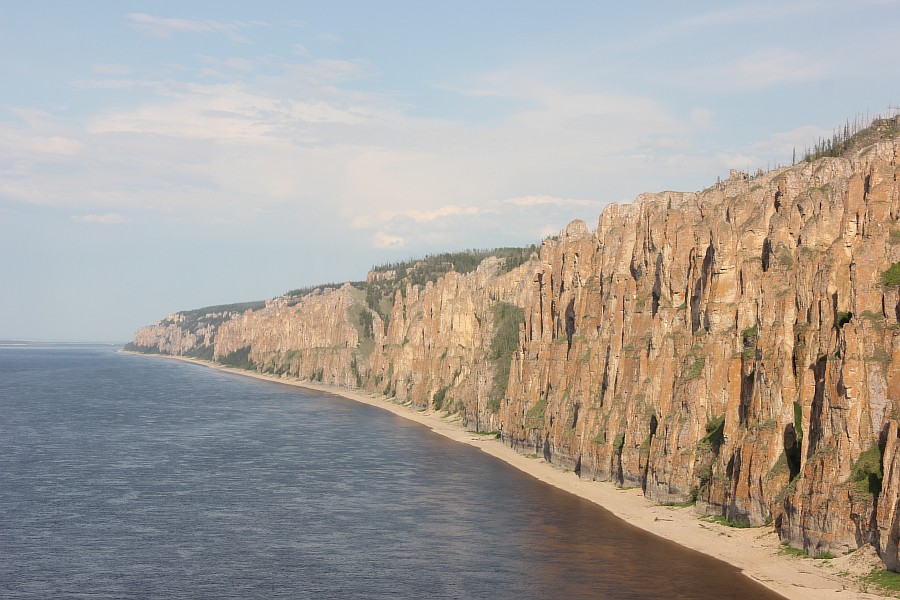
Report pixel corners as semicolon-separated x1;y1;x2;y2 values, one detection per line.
130;116;900;569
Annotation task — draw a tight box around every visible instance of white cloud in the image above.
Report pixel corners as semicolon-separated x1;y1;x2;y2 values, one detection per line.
374;231;405;248
689;108;714;129
91;63;134;75
539;224;562;239
316;32;343;44
198;56;256;72
730;48;826;89
0;31;734;253
504;195;597;208
402;205;480;223
72;213;129;224
126;13;253;42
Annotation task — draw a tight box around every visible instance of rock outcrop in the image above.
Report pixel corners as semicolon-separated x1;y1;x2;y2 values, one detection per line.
129;117;900;568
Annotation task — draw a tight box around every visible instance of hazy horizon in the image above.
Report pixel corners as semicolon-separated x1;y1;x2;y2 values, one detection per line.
3;1;900;342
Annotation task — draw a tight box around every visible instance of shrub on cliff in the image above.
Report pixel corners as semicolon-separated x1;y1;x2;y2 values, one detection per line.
851;444;884;496
218;346;253;369
882;262;900;288
488;302;525;411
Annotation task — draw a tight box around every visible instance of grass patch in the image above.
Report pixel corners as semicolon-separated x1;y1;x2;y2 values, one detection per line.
432;385;450;410
871;347;893;367
851;444;884;496
883;262;900;288
703;515;751;528
741;324;758;345
700;415;726;453
861;309;884;322
780;543;836;559
472;430;501;438
487;302;525;412
865;568;900;592
525;399;548;429
683;353;705;380
218;346;253;369
780;543;808;557
834;310;853;329
777;246;794;268
659;499;696;508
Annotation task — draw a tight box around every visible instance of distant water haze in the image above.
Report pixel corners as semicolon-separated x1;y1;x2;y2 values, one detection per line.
0;346;784;599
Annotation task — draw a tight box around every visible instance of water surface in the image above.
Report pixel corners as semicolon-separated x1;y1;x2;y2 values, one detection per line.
0;346;783;599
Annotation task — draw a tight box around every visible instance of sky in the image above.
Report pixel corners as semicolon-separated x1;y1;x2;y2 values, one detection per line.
2;1;899;342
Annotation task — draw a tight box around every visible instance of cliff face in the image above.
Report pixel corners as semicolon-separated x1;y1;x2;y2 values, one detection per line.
502;139;900;561
130;118;900;567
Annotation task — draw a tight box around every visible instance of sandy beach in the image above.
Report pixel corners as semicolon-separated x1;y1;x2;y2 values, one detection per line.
139;353;888;599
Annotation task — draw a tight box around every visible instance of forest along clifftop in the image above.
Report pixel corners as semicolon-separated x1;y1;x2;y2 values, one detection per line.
129;116;900;570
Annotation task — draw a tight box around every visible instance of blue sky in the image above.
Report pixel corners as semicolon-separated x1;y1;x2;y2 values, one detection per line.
2;1;899;342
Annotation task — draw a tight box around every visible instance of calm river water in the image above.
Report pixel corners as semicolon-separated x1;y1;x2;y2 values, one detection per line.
0;346;783;599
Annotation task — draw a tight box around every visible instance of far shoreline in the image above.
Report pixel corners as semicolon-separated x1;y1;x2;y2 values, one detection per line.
124;350;887;600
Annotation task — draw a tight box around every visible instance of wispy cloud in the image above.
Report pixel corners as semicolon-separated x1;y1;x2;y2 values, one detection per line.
504;195;598;208
72;213;129;224
373;231;405;248
726;48;826;89
127;13;257;42
91;63;134;75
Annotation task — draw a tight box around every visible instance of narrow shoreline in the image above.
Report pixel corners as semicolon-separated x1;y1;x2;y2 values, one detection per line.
131;351;886;599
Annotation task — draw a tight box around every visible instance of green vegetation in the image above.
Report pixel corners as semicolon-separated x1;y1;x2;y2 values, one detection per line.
741;324;758;360
864;568;900;593
285;283;353;306
184;344;214;361
890;229;900;245
861;309;885;322
851;444;884;496
700;415;726;453
882;262;900;288
871;348;893;367
834;310;853;329
793;401;804;440
613;432;625;451
659;499;696;508
122;342;161;354
432;385;450;410
703;515;751;528
741;324;758;345
361;246;537;326
487;302;525;411
359;309;374;339
780;543;836;560
178;301;266;330
803;114;900;162
525;399;548;429
683;353;706;380
370;246;537;285
776;246;794;268
219;346;253;369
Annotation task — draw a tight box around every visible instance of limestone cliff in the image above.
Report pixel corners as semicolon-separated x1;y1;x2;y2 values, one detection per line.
130;117;900;568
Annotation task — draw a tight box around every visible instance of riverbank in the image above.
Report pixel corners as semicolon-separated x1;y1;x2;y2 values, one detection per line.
134;352;888;599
